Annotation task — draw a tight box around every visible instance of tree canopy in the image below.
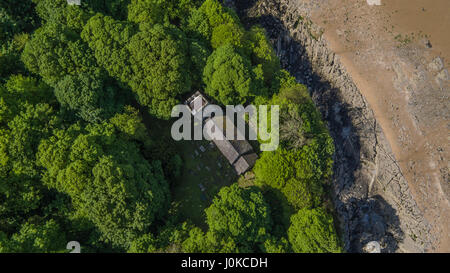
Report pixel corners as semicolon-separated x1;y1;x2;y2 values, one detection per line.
192;0;243;49
22;23;103;87
54;73;122;123
127;24;191;118
35;0;92;32
288;208;341;253
0;219;66;253
37;120;170;248
183;184;273;253
0;75;61;240
82;14;192;119
203;44;254;105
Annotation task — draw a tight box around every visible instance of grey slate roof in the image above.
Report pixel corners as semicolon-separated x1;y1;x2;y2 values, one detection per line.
233;153;258;175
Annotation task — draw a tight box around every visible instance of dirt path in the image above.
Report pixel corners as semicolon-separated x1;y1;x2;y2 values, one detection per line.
309;0;449;252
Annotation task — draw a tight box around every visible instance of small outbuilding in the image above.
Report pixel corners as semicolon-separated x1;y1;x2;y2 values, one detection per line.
185;91;209;117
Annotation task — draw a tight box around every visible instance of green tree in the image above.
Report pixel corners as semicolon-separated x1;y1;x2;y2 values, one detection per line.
205;184;271;245
246;26;280;85
0;76;59;234
0;26;30;83
191;0;244;49
37;121;170;248
253;80;335;211
22;23;103;87
182;227;210;253
0;219;66;253
210;20;245;50
82;155;168;248
262;236;291;253
183;184;272;253
109;105;150;146
1;103;58;177
129;221;192;253
127;24;191;119
35;0;91;31
275;84;329;138
81;14;136;83
128;0;201;27
203;44;254;105
0;103;58;232
54;73;123;123
274;84;335;178
187;7;211;41
83;15;191;119
288;208;341;253
127;0;168;25
0;75;54;125
0;8;26;82
128;233;158;253
0;53;25;83
254;149;324;210
281;179;317;211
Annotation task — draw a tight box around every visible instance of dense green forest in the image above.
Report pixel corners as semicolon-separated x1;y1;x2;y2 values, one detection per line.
0;0;341;253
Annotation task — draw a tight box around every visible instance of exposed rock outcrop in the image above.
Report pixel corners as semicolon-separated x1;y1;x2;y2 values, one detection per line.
232;0;436;252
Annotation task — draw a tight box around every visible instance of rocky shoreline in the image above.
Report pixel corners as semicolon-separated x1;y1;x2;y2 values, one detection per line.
231;0;435;252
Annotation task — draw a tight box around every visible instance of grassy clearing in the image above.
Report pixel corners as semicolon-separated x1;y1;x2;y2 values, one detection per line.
138;107;239;228
172;139;238;229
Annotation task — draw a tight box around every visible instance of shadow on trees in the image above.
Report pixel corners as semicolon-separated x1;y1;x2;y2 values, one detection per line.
261;186;294;236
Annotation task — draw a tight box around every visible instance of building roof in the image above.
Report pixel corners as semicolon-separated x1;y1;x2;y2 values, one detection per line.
206;116;253;156
185;91;209;116
205;115;257;174
184;92;257;175
212;138;240;165
233;153;258;175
